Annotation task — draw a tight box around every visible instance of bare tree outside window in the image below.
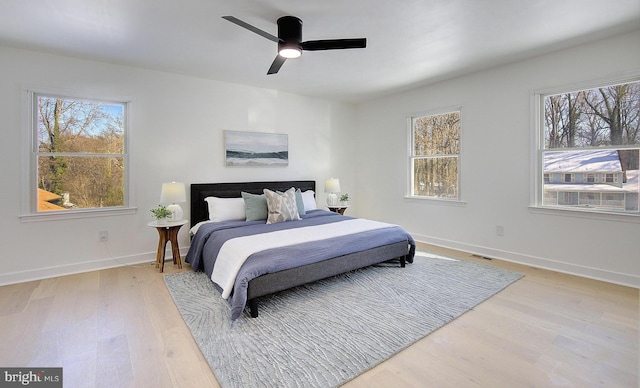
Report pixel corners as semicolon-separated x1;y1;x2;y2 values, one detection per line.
544;81;640;149
410;111;460;199
35;94;127;212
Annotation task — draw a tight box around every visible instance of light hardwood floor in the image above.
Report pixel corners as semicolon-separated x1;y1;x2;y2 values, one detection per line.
0;244;637;387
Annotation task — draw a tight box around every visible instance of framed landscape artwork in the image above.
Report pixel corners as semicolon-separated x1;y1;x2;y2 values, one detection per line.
224;130;289;167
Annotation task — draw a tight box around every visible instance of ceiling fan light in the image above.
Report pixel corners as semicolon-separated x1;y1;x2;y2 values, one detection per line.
279;47;301;59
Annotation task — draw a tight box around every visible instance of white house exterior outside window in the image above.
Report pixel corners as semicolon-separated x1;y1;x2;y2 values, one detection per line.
542;149;635;211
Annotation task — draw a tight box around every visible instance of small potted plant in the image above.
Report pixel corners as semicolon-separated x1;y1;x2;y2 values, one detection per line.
339;193;350;206
150;204;172;224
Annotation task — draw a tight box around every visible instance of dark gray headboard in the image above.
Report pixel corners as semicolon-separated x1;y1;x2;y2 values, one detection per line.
190;180;316;228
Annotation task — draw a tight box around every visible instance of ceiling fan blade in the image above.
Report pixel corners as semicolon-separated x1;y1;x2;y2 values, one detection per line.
301;38;367;51
267;55;287;75
222;16;280;43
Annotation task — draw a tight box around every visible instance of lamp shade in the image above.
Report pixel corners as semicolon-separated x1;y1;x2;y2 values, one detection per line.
160;182;186;203
324;178;341;193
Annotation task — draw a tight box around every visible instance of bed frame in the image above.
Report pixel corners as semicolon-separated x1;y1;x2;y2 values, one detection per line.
190;181;411;318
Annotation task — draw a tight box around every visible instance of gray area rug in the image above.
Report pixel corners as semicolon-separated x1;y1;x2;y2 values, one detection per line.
164;252;523;388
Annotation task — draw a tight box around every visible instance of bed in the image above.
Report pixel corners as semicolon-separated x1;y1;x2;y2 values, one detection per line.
186;180;415;319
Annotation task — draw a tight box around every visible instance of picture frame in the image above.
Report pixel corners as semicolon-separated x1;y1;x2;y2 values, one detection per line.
224;130;288;167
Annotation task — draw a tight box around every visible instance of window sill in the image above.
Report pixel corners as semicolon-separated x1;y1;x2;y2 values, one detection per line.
20;207;138;222
403;196;467;207
528;205;640;223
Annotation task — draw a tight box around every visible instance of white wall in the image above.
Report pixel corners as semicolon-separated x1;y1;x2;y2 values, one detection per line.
0;46;356;284
2;29;638;288
354;29;640;287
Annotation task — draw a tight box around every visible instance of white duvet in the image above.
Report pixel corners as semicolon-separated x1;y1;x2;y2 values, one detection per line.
212;218;397;299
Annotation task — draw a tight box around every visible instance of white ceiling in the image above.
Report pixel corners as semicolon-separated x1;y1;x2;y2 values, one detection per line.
1;0;639;103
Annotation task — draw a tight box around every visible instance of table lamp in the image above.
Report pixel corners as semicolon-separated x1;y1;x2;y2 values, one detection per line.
160;182;186;221
324;178;341;206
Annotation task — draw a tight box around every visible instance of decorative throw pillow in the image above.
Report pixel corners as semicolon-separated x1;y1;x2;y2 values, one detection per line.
276;188;306;216
241;192;268;221
264;188;301;224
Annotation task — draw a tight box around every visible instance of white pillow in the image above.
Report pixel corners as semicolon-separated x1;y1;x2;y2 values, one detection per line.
300;190;317;211
264;188;301;224
205;196;246;222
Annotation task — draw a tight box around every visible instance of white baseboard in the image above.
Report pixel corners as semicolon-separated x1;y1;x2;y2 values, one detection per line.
3;238;637;289
412;233;640;289
0;247;190;286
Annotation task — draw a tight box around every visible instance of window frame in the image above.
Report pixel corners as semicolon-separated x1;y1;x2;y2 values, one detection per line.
20;87;136;222
530;71;640;220
406;106;463;203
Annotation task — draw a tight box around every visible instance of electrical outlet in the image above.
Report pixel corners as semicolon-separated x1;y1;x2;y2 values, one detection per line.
496;225;504;236
99;231;108;242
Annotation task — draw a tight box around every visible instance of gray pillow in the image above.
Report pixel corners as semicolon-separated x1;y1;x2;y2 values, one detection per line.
241;192;268;221
294;188;306;216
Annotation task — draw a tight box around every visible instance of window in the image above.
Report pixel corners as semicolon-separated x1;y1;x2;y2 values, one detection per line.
26;91;130;217
536;78;639;215
603;193;624;207
559;192;579;206
409;110;460;199
579;192;598;206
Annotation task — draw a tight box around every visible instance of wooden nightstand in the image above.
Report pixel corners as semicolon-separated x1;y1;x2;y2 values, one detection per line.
327;205;349;215
147;219;188;272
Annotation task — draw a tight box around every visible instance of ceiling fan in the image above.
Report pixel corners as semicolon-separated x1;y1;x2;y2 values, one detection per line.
222;15;367;75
